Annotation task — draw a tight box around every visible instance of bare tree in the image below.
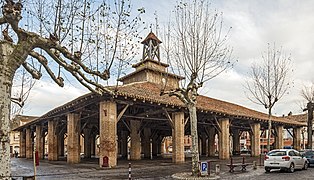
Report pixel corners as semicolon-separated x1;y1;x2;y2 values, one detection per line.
161;0;233;176
300;83;314;149
0;0;143;178
245;44;292;152
301;83;314;103
10;68;36;116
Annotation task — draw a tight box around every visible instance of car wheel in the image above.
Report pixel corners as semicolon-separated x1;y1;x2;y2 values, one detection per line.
265;167;271;173
288;163;295;173
303;162;308;170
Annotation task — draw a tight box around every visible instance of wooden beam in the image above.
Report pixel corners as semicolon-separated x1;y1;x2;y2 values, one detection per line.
249;124;254;135
286;128;294;138
204;127;210;138
122;119;131;132
117;104;130;122
80;121;89;133
213;116;222;133
184;117;189;126
122;115;168;121
162;108;174;129
136;109;164;117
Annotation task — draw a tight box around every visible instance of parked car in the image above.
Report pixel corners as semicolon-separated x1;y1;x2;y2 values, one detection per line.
264;149;308;173
299;149;311;156
304;150;314;166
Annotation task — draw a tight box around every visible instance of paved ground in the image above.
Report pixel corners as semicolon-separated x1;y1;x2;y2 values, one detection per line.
10;155;314;179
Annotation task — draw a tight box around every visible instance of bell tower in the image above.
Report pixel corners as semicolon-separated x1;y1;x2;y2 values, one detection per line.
141;31;162;61
118;32;184;88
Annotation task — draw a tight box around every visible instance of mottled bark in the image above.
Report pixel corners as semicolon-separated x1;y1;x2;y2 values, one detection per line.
267;108;272;152
187;104;199;176
0;42;20;179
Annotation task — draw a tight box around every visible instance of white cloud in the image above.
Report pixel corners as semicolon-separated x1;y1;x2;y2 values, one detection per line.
21;81;88;116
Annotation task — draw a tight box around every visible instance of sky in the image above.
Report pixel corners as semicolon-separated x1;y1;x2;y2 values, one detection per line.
20;0;314;117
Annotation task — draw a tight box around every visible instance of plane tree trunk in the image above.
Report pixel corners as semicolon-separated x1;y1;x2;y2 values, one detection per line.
187;103;199;176
0;42;23;179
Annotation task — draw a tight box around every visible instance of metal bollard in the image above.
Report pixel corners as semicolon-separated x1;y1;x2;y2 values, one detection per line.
259;154;262;166
128;163;131;180
253;161;257;170
215;164;220;175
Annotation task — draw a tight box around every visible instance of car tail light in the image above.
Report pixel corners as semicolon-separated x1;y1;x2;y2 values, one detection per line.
282;156;290;161
264;156;269;160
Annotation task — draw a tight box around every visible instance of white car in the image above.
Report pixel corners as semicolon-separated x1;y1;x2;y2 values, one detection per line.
264;149;308;173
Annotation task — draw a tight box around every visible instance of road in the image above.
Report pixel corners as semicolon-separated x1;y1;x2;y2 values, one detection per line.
10;156;314;179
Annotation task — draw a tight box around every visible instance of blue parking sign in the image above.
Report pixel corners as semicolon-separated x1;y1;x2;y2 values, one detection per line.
200;162;208;176
202;162;207;171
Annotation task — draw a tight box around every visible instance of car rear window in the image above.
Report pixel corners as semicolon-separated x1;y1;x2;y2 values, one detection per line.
267;151;286;156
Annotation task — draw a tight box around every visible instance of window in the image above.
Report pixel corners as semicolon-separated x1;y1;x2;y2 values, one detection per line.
288;151;296;156
268;151;286;156
294;151;301;156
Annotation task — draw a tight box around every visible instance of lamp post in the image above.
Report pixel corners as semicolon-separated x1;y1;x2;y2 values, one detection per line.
307;102;313;149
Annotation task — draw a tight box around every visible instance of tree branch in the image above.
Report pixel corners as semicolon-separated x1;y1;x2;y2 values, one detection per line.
21;62;42;80
34;35;110;80
43;48;114;95
29;51;64;87
0;17;7;25
161;88;188;104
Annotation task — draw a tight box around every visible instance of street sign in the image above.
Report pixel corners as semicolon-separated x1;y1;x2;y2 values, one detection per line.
200;161;208;176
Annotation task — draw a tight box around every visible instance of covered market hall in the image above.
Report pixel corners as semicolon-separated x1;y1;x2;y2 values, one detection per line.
14;32;305;168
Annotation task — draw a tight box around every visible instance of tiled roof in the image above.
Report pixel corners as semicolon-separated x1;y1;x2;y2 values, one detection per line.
114;82;305;126
132;59;169;68
286;113;307;123
141;32;162;44
117;66;184;81
15;81;305;130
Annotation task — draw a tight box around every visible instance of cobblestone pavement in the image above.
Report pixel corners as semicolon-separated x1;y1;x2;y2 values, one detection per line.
10;155;314;179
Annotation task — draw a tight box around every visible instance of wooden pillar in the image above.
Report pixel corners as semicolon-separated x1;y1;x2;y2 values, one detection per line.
36;125;44;159
120;131;128;158
48;120;58;161
232;129;240;155
83;128;92;158
143;128;151;159
251;123;260;156
99;101;117;168
19;130;26;158
207;127;216;157
274;125;284;149
218;118;230;160
293;127;301;151
58;133;64;157
201;133;207;156
25;128;33;159
130;120;141;160
67;113;81;163
172;112;185;163
152;138;158;157
91;135;96;156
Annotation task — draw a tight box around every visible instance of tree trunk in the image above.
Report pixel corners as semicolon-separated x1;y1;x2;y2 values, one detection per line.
267;108;272;152
0;43;20;179
187;104;199;176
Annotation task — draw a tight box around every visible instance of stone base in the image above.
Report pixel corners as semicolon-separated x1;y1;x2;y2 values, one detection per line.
172;172;220;180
